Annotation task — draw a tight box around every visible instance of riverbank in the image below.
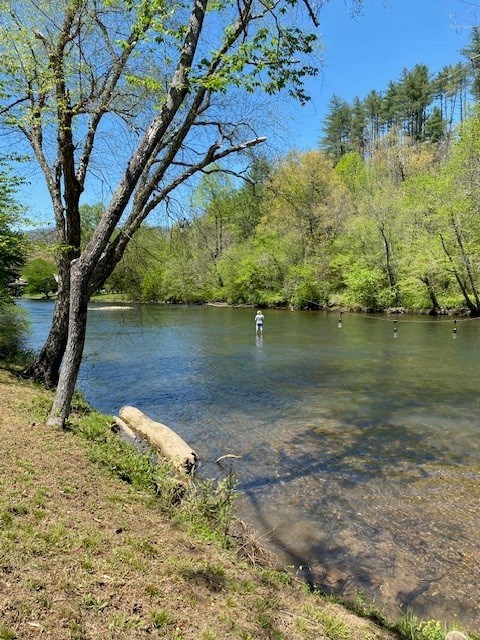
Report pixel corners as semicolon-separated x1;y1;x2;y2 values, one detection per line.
91;293;467;314
1;364;475;640
23;291;475;317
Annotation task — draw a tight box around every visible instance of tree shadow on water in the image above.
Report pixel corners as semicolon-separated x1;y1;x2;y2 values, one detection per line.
240;418;435;494
236;419;470;622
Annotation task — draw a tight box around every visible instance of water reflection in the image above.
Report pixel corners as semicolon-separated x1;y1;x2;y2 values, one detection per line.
19;300;480;630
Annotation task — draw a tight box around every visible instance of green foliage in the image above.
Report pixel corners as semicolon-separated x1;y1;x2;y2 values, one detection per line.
320;57;471;159
179;473;238;543
89;113;480;315
322;95;353;162
22;258;57;298
105;227;166;300
150;608;172;628
304;604;353;640
334;151;368;196
396;613;445;640
72;409;240;547
336;258;388;310
341;592;472;640
0;221;27;299
0;163;28;300
74;412;164;494
219;236;290;306
424;107;445;143
0;625;16;640
230;157;272;241
80;203;104;249
461;26;480;101
0;301;29;358
287;262;330;309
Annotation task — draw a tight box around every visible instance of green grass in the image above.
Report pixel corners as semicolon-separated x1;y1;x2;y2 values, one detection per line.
327;590;480;640
305;604;353;640
71;409;241;551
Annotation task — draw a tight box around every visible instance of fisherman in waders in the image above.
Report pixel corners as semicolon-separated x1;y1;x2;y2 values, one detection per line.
255;310;264;334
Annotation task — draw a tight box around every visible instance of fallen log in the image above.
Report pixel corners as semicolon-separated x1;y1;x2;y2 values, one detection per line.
112;416;137;440
119;406;197;475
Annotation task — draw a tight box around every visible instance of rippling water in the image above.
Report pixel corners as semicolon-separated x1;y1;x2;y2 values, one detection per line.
20;300;480;630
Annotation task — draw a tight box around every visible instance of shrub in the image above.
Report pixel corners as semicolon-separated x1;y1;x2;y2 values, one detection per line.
0;301;29;358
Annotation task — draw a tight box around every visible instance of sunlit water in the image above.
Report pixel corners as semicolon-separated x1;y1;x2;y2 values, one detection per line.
20;300;480;630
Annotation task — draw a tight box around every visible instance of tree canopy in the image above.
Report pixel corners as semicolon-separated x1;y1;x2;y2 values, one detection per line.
7;0;480;427
95;107;480;317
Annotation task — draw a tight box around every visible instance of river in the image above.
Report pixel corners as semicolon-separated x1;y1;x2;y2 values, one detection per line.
19;299;480;631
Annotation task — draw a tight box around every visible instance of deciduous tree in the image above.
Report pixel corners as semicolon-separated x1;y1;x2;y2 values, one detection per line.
23;258;57;298
0;161;28;298
0;159;29;356
0;0;329;424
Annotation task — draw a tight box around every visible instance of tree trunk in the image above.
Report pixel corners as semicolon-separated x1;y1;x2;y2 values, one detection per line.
22;259;71;387
440;234;478;315
47;263;89;427
419;275;440;313
22;297;69;387
119;406;197;475
380;224;403;307
451;216;480;312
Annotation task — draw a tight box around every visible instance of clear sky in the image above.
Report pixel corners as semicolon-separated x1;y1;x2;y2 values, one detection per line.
20;0;477;223
289;0;475;149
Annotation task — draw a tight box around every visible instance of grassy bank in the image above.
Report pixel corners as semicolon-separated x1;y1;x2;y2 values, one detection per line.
0;365;473;640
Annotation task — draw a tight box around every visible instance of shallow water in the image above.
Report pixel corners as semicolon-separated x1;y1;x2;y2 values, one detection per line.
20;300;480;630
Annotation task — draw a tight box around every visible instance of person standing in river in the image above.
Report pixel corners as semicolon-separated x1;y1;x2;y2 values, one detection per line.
255;310;264;333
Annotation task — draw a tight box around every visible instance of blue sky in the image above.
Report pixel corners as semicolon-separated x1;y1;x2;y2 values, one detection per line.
290;0;475;149
21;0;476;223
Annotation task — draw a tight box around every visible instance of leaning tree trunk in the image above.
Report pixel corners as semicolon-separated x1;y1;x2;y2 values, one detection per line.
451;216;480;313
419;275;440;314
22;258;71;387
440;234;479;316
47;262;89;427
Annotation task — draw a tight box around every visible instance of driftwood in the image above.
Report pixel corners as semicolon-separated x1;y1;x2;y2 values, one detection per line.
119;406;197;475
113;416;137;440
216;454;242;464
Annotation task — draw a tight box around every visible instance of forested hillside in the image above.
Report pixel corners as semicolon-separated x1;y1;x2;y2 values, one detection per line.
98;131;480;314
24;29;480;315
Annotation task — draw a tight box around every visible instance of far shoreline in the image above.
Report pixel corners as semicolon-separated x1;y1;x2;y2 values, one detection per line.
19;293;478;318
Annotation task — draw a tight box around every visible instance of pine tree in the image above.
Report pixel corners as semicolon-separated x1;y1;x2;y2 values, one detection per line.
382;81;401;131
363;90;383;152
397;64;432;140
321;95;353;163
350;97;367;157
461;26;480;101
424;106;446;143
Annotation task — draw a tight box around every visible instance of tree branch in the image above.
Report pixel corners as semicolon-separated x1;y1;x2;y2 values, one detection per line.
89;135;266;294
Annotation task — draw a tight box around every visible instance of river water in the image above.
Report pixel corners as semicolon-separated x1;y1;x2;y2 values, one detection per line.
20;300;480;630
